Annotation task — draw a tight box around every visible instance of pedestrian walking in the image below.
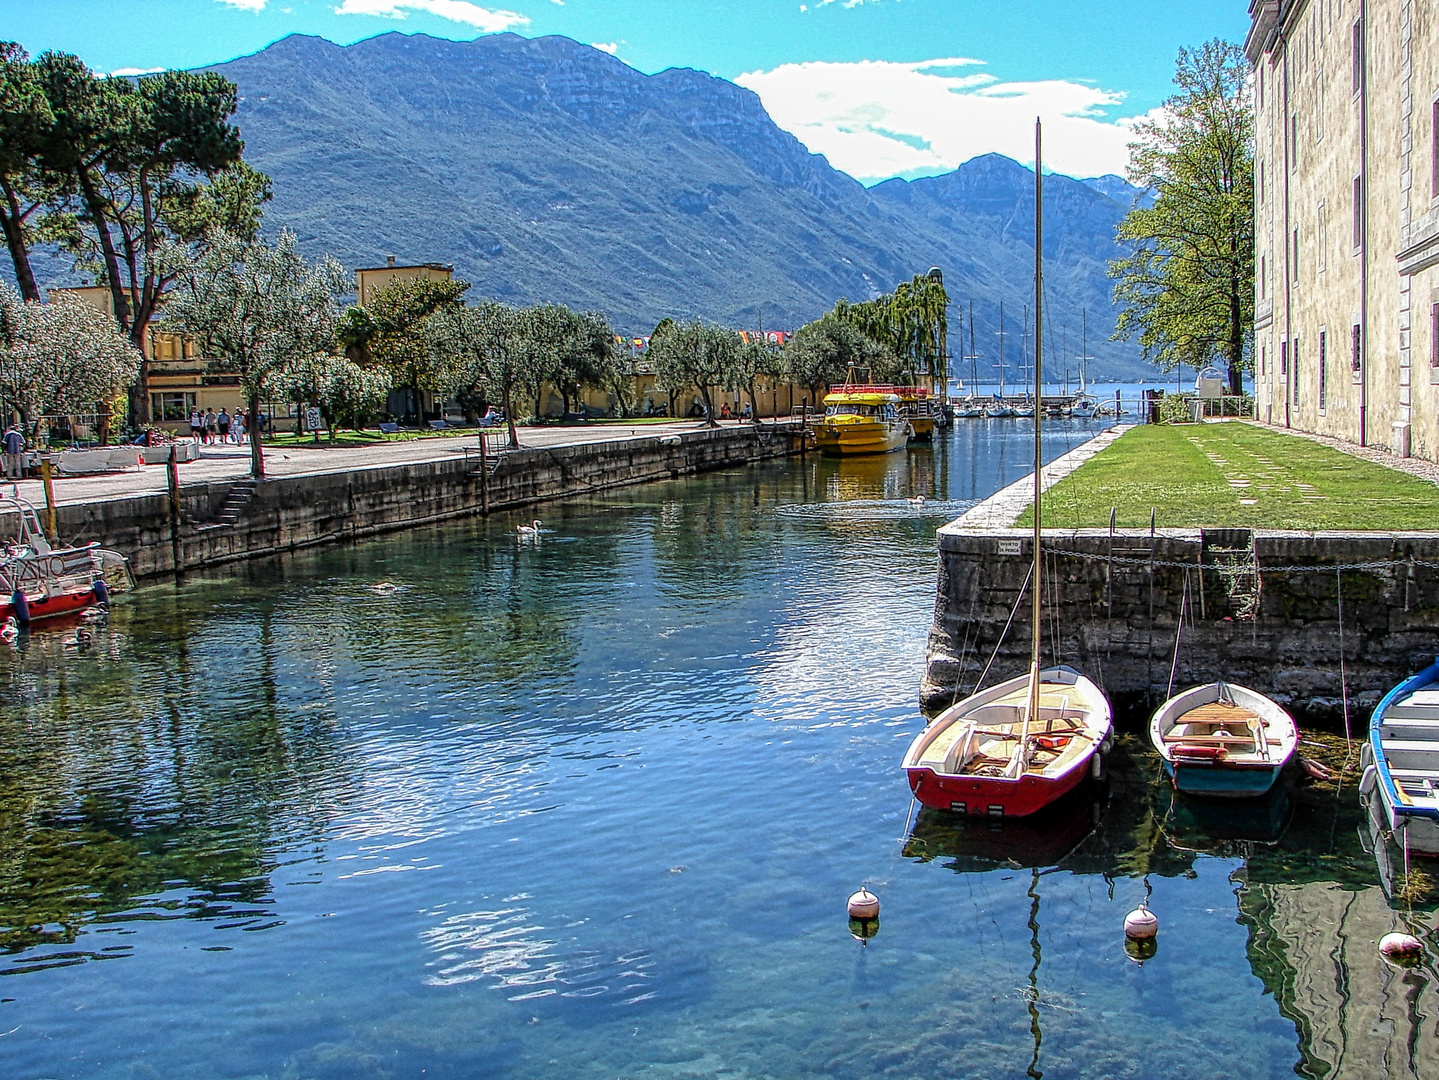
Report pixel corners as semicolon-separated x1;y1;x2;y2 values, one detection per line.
204;408;218;445
234;407;247;444
189;408;202;441
2;424;24;479
217;408;231;443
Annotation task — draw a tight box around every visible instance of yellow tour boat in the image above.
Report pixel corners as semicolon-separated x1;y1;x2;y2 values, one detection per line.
814;390;912;455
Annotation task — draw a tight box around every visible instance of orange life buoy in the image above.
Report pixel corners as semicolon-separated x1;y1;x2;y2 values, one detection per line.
1171;744;1228;762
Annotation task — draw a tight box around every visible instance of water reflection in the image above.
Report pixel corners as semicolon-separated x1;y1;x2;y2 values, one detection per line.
4;423;1433;1079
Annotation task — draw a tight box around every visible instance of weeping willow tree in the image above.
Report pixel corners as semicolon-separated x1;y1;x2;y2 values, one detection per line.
832;271;949;387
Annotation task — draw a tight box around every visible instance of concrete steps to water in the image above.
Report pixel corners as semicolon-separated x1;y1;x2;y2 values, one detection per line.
195;480;258;532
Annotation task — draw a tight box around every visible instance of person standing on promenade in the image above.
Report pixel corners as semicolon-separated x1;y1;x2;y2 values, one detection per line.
2;424;24;479
190;408;203;442
204;408;218;445
234;408;247;444
217;408;231;444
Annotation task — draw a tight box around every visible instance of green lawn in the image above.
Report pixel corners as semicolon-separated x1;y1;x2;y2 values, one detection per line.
1018;422;1439;531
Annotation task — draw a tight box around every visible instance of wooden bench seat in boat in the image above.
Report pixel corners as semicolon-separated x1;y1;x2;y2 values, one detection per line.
1379;740;1439;754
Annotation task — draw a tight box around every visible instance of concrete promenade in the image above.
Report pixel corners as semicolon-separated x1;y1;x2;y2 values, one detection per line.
8;421;724;507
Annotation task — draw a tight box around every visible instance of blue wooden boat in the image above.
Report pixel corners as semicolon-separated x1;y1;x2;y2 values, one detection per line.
1362;658;1439;855
1149;682;1297;798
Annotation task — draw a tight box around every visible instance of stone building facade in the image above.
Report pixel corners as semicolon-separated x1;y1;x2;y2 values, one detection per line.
1247;0;1439;458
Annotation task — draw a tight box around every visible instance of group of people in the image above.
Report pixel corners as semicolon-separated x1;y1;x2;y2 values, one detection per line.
189;407;250;445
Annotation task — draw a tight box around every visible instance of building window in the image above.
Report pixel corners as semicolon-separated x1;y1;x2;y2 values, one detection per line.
1261;255;1267;298
1258;160;1264;206
1351;323;1362;371
1319;330;1328;409
1353;175;1364;250
1317;203;1327;271
1293;338;1300;409
1352;19;1364;95
1316;72;1325;140
1432;100;1438;199
1281;340;1289;376
150;392;196;422
1290;115;1298;170
1260;345;1266;377
1293;229;1300;284
1432;304;1439;367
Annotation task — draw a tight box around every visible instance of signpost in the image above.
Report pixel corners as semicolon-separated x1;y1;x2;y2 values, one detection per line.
306;407;323;444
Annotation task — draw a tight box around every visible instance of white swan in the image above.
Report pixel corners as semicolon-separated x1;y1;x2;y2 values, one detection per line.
0;616;18;642
908;495;927;505
517;519;542;537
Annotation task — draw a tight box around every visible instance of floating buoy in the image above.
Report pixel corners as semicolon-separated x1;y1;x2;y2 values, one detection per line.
11;589;29;629
1124;903;1159;940
1379;932;1424;967
92;577;110;607
847;887;880;921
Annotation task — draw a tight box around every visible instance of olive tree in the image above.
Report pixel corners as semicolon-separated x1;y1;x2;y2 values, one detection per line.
279;354;391;435
161;228;346;478
0;283;141;437
649;319;738;427
428;301;530;449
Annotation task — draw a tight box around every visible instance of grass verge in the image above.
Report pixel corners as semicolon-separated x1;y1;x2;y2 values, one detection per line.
1017;422;1439;531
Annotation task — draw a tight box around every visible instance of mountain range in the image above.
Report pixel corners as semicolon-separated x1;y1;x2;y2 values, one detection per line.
192;33;1153;379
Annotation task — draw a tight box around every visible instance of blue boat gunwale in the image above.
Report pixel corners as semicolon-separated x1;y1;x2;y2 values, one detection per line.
1369;656;1439;822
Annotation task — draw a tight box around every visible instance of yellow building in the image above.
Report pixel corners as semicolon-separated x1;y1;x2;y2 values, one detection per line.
1248;0;1439;458
355;257;454;306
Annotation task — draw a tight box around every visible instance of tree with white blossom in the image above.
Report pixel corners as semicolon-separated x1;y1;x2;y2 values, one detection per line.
161;228;346;478
0;283;141;438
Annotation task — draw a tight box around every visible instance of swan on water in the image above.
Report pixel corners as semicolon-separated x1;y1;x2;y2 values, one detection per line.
517;520;542;537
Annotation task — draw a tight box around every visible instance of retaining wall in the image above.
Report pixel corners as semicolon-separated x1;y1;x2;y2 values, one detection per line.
922;525;1439;727
67;424;805;580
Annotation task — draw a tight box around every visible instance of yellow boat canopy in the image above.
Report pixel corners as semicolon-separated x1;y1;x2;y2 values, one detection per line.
822;391;902;406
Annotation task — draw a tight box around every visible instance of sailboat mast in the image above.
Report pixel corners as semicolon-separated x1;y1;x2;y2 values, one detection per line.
998;300;1005;398
1032;118;1044;678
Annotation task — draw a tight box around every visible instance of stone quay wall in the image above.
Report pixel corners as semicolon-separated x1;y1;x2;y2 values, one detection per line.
68;424;805;580
921;525;1439;728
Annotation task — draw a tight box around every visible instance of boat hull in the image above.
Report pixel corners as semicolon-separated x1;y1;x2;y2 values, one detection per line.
1;586;103;625
906;759;1091;818
1365;658;1439;854
1161;758;1284;798
906;416;935;441
814;421;909;455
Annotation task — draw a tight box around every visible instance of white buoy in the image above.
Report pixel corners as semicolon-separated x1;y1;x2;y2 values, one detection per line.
847;887;880;921
1124;903;1159;940
1379;932;1424;965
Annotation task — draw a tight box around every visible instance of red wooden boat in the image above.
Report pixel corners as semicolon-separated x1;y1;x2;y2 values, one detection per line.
902;121;1112;819
902;666;1112;817
1;495;131;627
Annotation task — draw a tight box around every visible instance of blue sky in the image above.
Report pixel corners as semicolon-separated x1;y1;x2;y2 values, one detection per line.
3;0;1248;182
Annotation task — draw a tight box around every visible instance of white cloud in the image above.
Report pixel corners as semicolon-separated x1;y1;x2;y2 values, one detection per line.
109;66;167;77
334;0;529;32
590;41;619;55
736;57;1141;183
215;0;269;10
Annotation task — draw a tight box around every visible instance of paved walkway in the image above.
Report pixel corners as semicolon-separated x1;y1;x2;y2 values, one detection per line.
5;421;732;507
945;426;1132;530
1241;419;1439;486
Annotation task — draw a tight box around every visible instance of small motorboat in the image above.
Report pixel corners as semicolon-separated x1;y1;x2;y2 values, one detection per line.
0;495;131;627
902;665;1113;818
1362;658;1439;855
1149;682;1297;798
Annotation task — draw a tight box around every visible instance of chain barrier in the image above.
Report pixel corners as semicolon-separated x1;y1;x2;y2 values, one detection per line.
1035;545;1430;576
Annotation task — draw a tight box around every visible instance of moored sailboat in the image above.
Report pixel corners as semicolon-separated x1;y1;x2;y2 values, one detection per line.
902;120;1113;818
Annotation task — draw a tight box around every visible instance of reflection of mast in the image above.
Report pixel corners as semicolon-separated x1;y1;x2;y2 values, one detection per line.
1026;868;1045;1080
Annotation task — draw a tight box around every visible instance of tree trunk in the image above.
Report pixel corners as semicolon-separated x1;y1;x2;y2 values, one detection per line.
503;386;520;450
699;383;718;428
248;391;265;479
0;184;39;302
1228;284;1244;395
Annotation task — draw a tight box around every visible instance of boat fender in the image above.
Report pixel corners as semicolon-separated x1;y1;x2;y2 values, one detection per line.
1124;904;1159;941
11;589;29;629
1100;734;1114;755
1090;754;1103;780
1359;765;1378;797
847;887;880;921
92;577;110;607
1379;932;1424;967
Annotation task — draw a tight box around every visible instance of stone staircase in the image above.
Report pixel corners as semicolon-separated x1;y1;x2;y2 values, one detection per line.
195;479;258;532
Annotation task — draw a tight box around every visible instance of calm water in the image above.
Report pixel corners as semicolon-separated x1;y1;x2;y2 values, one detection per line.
2;420;1434;1080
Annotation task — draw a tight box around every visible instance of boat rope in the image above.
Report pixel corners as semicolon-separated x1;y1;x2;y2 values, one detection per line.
975;561;1034;694
1166;571;1190;701
1337;566;1353;756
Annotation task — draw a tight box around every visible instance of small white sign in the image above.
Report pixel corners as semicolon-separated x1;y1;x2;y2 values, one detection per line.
305;407;323;432
997;538;1023;556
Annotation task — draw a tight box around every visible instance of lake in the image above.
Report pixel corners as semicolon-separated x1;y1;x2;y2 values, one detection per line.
1;418;1432;1079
